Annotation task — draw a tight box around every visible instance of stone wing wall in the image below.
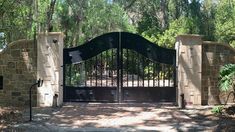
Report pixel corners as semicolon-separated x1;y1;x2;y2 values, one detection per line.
0;40;37;106
176;35;235;106
202;42;235;105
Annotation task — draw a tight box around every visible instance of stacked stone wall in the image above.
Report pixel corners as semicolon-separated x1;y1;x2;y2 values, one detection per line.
176;35;235;106
202;42;235;105
0;40;37;106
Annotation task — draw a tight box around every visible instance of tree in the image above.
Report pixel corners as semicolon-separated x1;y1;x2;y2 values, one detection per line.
156;17;191;48
56;0;135;47
47;0;57;32
0;0;234;49
133;0;202;48
215;0;235;47
168;0;189;20
201;0;216;41
0;0;34;41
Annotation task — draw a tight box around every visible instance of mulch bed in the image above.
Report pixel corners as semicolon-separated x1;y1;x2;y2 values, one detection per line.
214;105;235;131
224;105;235;115
0;107;23;129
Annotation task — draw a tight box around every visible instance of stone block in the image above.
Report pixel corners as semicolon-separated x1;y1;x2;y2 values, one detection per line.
0;60;4;65
11;92;21;96
17;97;25;102
7;62;15;68
16;69;23;74
11;50;21;58
193;95;199;105
207;46;216;52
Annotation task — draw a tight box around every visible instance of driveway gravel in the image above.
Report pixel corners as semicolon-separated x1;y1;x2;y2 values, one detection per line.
2;103;235;132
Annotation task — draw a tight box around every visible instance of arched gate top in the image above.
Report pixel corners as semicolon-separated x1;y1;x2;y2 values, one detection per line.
63;32;176;65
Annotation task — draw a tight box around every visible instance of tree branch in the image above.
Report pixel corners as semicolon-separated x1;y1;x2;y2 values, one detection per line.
124;0;137;10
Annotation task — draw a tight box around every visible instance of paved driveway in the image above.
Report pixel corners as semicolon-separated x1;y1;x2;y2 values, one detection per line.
7;103;235;131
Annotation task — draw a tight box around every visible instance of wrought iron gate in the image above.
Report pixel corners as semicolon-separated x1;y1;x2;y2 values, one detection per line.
63;32;176;103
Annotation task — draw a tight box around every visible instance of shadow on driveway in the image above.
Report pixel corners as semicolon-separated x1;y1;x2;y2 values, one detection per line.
5;103;235;131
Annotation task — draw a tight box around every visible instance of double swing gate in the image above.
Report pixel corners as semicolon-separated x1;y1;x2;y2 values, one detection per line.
63;32;176;103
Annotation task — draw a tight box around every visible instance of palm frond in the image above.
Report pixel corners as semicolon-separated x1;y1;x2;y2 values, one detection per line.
219;64;235;92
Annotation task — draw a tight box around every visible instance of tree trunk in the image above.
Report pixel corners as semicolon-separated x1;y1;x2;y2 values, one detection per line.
47;0;57;32
160;0;168;29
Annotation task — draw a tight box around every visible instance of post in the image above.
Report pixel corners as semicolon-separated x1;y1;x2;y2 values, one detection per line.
29;79;43;121
37;32;64;107
175;35;202;106
180;93;185;109
29;83;37;121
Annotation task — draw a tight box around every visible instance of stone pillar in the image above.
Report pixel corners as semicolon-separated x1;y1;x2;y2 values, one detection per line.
37;32;64;107
176;35;202;106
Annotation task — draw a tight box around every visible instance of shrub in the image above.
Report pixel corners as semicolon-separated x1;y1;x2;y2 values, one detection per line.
219;64;235;92
218;64;235;104
211;105;224;115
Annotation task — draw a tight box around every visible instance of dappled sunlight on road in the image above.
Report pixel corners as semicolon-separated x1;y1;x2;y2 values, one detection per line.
49;104;179;128
4;103;235;131
47;103;221;131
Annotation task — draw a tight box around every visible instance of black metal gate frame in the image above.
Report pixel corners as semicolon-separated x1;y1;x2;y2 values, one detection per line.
63;32;176;103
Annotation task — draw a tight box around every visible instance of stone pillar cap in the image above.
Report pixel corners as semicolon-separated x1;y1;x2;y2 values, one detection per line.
38;32;65;36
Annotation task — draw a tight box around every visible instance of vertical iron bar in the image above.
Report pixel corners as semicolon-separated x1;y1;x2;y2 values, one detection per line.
172;66;175;87
106;50;108;87
101;53;103;87
153;63;155;87
111;49;114;86
90;59;92;87
95;56;98;87
142;56;144;87
158;64;160;86
69;65;72;85
168;66;171;87
126;49;129;87
76;64;79;85
148;60;150;87
137;54;140;88
85;61;87;87
132;51;134;87
163;64;165;87
173;55;177;103
117;36;120;103
120;34;123;103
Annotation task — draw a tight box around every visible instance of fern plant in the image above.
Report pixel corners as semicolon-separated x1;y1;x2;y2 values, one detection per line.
219;64;235;104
